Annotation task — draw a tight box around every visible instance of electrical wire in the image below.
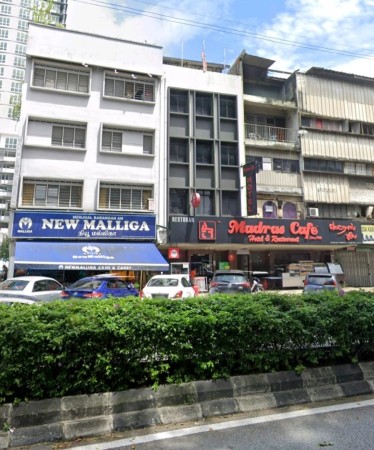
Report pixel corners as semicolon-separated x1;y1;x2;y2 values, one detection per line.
70;0;374;61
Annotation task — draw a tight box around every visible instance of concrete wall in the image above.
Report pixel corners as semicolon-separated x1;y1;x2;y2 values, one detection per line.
1;362;373;448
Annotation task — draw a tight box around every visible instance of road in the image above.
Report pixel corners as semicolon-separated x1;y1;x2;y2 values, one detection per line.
42;396;374;450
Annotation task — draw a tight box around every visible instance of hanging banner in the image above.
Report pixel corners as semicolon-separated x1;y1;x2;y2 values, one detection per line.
243;161;257;216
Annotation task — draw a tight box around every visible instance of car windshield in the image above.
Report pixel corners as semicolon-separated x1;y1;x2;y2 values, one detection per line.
68;279;103;290
214;274;247;283
147;278;179;287
0;280;28;291
307;276;334;286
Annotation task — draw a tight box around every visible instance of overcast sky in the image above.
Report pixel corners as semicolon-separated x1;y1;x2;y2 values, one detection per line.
67;0;374;76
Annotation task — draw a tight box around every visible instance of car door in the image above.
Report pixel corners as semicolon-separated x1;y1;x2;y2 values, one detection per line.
33;280;63;302
106;279;132;298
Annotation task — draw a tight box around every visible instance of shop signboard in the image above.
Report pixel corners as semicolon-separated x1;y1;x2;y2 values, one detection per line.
12;211;156;240
169;216;363;246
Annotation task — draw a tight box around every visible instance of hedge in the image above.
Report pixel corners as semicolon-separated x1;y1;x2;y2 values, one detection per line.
0;291;374;403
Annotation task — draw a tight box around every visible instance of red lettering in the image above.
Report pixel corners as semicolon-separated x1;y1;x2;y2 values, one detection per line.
289;221;319;239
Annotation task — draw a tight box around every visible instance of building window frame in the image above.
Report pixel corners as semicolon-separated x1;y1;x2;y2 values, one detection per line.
21;179;83;209
104;72;155;103
98;182;153;212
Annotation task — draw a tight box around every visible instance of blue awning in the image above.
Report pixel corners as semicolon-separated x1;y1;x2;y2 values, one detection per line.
14;242;169;272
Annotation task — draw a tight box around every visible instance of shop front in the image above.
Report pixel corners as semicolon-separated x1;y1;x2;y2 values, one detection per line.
168;216;363;288
10;211;169;285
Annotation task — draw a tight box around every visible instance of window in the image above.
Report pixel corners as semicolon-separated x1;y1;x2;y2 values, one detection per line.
170;90;188;113
14;56;25;67
17;20;28;31
52;124;86;148
5;137;17;149
0;17;10;27
102;128;122;152
263;201;276;218
273;158;299;173
104;74;154;102
305;159;343;173
0;5;11;15
0;55;5;64
170;188;188;214
170;138;188;162
21;0;31;7
362;123;374;136
196;190;214;215
22;179;83;208
0;68;4;76
196;93;212;115
222;191;239;215
0;30;9;39
19;8;30;20
0;42;7;52
220;95;236;118
221;143;238;166
12;68;24;80
196;140;213;164
252;156;271;171
99;183;152;211
16;31;27;43
33;63;90;93
15;44;26;56
101;128;154;155
11;81;22;93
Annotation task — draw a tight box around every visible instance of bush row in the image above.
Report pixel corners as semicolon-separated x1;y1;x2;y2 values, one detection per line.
0;291;374;403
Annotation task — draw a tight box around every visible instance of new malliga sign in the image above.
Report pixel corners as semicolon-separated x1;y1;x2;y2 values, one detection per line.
12;211;156;240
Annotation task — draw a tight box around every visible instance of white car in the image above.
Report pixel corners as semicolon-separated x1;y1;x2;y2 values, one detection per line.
0;276;63;302
140;274;196;299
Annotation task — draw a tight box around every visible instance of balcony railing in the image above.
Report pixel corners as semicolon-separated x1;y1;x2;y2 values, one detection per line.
245;123;298;144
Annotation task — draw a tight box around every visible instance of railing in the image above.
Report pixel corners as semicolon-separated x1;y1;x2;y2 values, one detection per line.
245;123;298;144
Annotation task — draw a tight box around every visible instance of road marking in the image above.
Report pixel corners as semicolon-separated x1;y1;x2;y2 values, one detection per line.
70;398;374;450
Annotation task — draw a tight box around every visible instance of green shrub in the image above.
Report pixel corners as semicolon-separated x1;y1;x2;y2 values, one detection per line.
0;291;373;403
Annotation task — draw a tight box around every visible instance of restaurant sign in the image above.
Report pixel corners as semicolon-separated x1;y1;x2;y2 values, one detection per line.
12;211;156;240
169;216;362;245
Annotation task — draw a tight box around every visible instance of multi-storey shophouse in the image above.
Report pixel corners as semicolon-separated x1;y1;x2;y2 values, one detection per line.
0;0;67;235
9;23;171;283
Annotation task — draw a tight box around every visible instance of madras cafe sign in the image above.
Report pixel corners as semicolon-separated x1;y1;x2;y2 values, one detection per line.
169;216;362;245
12;211;156;240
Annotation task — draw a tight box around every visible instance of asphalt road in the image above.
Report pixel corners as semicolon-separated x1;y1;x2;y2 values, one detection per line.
20;395;374;450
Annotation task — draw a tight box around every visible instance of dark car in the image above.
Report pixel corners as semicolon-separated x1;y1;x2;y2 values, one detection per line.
302;273;345;295
209;269;251;295
60;275;139;300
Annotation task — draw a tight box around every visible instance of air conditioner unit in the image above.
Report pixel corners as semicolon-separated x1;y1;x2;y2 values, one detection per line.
147;198;154;211
308;207;319;217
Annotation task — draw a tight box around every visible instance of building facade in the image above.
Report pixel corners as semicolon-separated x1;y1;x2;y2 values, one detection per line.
0;0;67;235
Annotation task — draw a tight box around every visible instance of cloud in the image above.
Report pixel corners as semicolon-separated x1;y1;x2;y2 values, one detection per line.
243;0;374;76
67;0;233;55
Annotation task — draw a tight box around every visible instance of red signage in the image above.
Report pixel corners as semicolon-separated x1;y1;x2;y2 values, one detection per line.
198;221;216;240
168;247;180;259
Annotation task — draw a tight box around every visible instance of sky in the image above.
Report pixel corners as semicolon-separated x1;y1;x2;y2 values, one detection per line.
66;0;374;77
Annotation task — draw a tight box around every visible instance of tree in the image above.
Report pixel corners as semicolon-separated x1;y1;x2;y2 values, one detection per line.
0;236;9;262
31;0;55;25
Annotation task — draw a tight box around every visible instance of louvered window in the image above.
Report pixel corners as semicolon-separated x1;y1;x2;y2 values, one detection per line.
52;124;86;148
102;129;122;152
104;74;154;102
33;63;89;93
99;183;152;211
22;179;83;208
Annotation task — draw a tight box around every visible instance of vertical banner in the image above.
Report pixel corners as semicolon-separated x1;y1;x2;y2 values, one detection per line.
243;161;258;216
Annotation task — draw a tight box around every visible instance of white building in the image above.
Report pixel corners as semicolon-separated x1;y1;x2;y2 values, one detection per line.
0;0;67;234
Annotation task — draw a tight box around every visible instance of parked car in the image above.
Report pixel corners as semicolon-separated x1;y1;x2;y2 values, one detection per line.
0;276;63;302
60;275;139;300
0;297;37;305
140;274;196;299
209;270;251;295
302;273;345;295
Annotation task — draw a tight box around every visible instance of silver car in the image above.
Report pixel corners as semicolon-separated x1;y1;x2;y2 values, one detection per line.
0;276;63;302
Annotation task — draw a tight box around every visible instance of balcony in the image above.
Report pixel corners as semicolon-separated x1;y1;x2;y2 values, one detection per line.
245;123;298;147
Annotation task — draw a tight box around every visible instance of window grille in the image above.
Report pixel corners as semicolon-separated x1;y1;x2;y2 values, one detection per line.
99;183;152;211
104;74;154;102
22;179;83;208
51;124;86;148
33;63;89;93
